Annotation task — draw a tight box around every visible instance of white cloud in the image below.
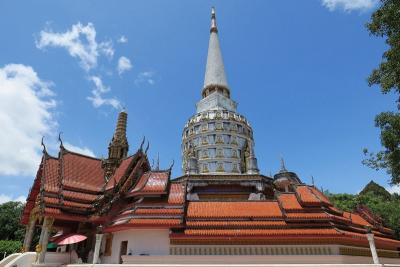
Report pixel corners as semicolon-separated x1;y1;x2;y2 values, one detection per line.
0;64;56;176
0;194;26;204
117;35;128;44
87;75;121;109
36;22;114;72
0;63;97;177
64;142;95;157
386;185;400;195
117;56;132;75
322;0;378;12
36;22;122;110
135;71;155;86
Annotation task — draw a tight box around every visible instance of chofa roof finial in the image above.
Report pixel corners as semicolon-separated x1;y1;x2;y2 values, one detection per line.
58;132;64;148
41;136;47;153
139;136;146;151
169;159;175;171
155;152;160;170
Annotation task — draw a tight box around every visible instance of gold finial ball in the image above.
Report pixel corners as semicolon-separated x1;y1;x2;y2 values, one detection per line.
35;244;42;253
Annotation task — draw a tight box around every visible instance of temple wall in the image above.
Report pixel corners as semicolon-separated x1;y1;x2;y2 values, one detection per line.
121;255;400;265
170;244;339;256
101;229;170;264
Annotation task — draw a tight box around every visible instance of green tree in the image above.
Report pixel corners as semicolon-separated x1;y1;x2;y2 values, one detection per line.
363;0;400;185
328;181;400;238
0;202;25;242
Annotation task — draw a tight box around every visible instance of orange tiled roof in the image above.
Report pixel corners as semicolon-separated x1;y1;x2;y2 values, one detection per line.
128;171;169;195
105;156;134;190
62;152;104;192
135;208;182;215
43;157;59;193
186;221;287;227
277;194;302;211
327;205;343;215
168;183;185;204
187;202;283;218
295;186;321;205
142;171;169;193
62;200;92;209
285;212;330;220
343;211;370;226
44;207;61;215
128;218;181;225
309;187;332;205
62;190;98;202
184;228;339;236
43;197;59;205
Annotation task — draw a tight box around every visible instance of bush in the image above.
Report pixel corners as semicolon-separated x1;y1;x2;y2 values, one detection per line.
0;240;22;258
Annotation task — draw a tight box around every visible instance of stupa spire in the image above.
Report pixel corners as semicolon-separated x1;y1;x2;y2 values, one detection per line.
103;110;129;180
210;7;218;33
279;157;288;173
202;7;229;98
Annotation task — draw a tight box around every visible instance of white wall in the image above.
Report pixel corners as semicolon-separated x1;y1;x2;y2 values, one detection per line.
44;252;70;264
101;229;170;264
4;252;35;267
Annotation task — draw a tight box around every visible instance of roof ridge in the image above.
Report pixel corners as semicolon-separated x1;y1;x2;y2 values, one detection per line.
63;149;101;161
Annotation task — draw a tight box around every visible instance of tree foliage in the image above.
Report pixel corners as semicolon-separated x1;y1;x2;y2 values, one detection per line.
0;202;25;242
364;0;400;185
0;240;22;258
327;181;400;238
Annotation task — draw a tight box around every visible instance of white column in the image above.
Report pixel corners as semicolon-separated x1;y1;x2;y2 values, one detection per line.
23;218;35;252
37;217;54;263
367;232;380;264
93;233;103;264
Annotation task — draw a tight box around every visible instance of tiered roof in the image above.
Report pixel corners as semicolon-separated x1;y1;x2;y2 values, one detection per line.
21;144;400;252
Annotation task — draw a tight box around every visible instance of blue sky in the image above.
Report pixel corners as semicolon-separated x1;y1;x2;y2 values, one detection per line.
0;0;398;202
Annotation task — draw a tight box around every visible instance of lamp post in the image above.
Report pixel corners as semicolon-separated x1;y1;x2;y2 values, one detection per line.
366;226;379;264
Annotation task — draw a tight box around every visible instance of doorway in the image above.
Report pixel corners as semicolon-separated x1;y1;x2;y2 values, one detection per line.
119;241;128;264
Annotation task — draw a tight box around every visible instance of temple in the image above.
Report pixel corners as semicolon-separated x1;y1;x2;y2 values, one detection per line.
19;7;400;266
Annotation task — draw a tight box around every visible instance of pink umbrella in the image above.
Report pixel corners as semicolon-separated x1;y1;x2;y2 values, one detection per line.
56;234;87;245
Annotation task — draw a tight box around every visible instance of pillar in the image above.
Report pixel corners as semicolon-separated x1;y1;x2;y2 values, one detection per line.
366;227;379;264
37;217;54;263
93;231;103;264
22;218;36;252
92;225;104;264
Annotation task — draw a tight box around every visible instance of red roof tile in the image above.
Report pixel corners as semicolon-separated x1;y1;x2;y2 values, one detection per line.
62;190;98;202
62;152;104;192
43;197;59;205
184;228;339;236
44;207;61;215
187;202;283;219
142;171;169;192
309;187;332;205
186;221;287;227
129;171;169;195
295;186;321;205
128;218;181;225
168;183;185;204
63;200;92;209
105;156;134;190
135;208;182;215
343;212;370;226
277;194;302;211
286;212;330;220
43;158;59;193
